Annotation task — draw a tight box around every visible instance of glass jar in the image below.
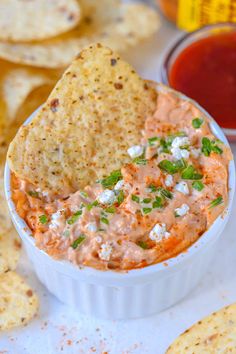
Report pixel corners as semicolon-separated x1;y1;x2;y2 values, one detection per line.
157;0;236;32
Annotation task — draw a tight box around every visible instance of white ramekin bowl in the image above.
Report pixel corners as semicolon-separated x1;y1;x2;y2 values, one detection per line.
5;84;235;319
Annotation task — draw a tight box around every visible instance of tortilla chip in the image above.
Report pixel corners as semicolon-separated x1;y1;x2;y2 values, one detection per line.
0;0;81;42
7;43;157;194
0;229;21;274
0;173;13;233
0;271;38;331
0;62;62;162
0;1;159;68
167;303;236;354
2;69;52;121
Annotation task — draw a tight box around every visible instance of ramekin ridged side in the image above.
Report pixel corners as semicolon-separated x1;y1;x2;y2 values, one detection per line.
5;84;235;319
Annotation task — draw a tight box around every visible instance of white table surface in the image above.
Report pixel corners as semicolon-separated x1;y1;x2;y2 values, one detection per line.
1;14;236;354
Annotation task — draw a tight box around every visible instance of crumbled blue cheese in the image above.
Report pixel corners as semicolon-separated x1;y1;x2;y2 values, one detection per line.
86;222;97;233
127;145;144;159
97;189;115;204
149;223;170;242
165;174;174;187
49;209;65;229
175;181;189;195
175;203;190;217
99;242;113;261
171;136;190;160
191;147;201;158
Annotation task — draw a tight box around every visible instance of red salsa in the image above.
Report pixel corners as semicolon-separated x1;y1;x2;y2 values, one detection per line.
169;31;236;131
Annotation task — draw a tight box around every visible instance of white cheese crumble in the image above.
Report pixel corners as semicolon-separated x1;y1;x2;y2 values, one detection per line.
114;180;131;193
114;179;124;191
175;181;189;195
127;145;144;159
99;242;113;261
49;209;65;229
171;136;190;149
95;236;103;244
86;222;97;233
191;148;201;158
171;146;190;160
97;189;115;204
175;203;190;217
149;223;170;243
171;136;190;160
165;174;174;187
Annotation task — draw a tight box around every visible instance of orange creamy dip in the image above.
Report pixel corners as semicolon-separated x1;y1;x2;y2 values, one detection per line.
12;92;231;271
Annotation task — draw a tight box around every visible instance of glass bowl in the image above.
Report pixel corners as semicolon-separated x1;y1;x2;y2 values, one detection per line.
161;23;236;141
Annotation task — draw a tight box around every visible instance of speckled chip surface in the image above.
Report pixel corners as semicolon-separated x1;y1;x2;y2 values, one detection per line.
167;303;236;354
7;44;157;194
0;271;39;331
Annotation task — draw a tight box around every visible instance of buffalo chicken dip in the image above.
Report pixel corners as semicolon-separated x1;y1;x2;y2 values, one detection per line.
12;91;231;270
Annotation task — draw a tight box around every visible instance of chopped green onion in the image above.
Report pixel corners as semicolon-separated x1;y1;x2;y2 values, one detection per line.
158;160;178;174
174;158;187;171
181;165;203;180
142;198;151;204
192;118;204;129
192;181;204;191
100;170;122;188
133;155;147;165
71;235;86;249
209;196;223;209
202;137;223;157
152;196;163;208
159;132;186;154
201;137;211;156
101;217;109;225
148;136;159;146
28;190;39;198
105;206;116;213
87;200;99;211
67;210;82;225
142;208;152;215
158;187;173;200
148;184;158;193
159;138;171;153
159;159;188;175
39;214;48;224
137;241;148;249
211;144;223;154
80;191;88;198
117;190;124;205
131;194;140;203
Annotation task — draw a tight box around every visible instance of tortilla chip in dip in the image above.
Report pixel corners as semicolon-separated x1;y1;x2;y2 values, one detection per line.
167;303;236;354
7;43;157;194
0;1;159;68
0;0;81;42
0;271;38;331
